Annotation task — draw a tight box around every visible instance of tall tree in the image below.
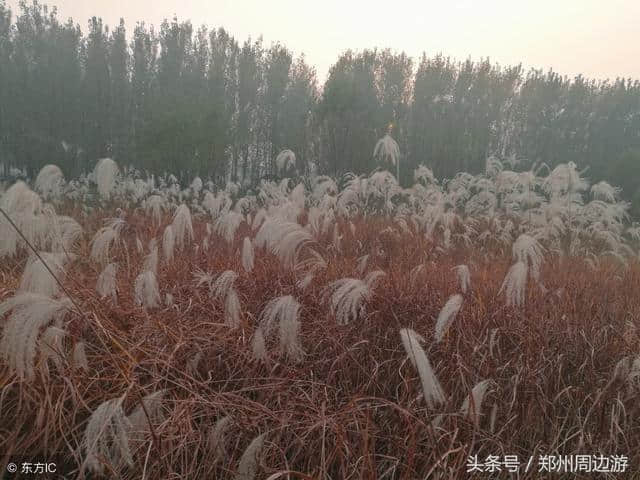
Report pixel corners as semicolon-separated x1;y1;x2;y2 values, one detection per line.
82;16;111;162
130;21;157;169
263;43;292;175
108;18;129;162
0;1;15;166
280;55;318;176
236;37;261;184
205;27;237;183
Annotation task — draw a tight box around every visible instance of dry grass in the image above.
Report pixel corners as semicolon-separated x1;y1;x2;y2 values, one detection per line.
1;210;640;479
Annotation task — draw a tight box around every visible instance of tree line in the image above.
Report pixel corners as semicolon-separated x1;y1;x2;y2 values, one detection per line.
1;0;640;210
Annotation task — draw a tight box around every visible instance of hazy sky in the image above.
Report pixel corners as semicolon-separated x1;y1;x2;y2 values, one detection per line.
7;0;640;82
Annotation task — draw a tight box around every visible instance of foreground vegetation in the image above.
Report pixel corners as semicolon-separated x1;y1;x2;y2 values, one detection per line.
1;153;640;478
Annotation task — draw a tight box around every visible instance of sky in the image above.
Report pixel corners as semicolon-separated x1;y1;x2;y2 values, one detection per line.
6;0;640;83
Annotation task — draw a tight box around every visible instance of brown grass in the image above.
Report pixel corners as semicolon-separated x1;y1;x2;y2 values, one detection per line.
1;211;640;479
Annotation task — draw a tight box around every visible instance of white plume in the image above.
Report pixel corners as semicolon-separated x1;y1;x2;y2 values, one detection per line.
143;239;159;274
90;219;125;265
214;211;244;244
73;341;89;371
251;328;267;362
127;390;166;442
512;234;544;281
163;225;175;264
0;293;73;380
96;263;118;302
399;328;446;409
0;181;44;257
241;237;254;272
460;379;493;428
434;294;464;342
207;416;232;462
19;252;73;297
34;164;65;200
452;264;471;293
82;394;132;475
225;288;241;328
255;295;304;362
145;194;165;224
373;134;400;167
275;149;296;173
499;261;528;307
211;270;238;300
93;158;119;200
39;325;67;376
323;271;385;325
134;271;161;310
49;215;83;253
255;217;313;269
172;204;194;250
236;433;266;480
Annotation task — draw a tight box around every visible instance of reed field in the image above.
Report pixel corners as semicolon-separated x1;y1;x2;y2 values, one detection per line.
1;150;640;479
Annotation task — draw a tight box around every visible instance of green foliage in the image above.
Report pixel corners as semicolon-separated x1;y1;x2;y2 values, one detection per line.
608;150;640;216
